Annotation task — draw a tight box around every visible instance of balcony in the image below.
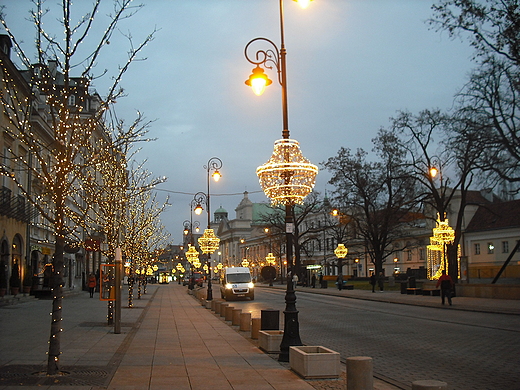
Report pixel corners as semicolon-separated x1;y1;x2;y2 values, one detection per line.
0;187;39;223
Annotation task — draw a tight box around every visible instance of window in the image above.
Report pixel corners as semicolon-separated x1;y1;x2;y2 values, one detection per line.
419;248;425;261
502;241;509;254
68;95;76;106
407;250;412;262
474;243;480;255
487;243;495;254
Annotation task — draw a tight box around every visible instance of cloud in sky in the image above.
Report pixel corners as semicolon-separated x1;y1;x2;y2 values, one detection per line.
3;0;476;244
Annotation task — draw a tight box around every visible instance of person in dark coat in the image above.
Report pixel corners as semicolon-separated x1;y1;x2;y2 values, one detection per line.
369;272;376;293
436;270;454;305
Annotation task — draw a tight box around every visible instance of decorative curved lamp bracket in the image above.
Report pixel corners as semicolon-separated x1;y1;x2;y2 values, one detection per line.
244;37;283;86
204;157;223;174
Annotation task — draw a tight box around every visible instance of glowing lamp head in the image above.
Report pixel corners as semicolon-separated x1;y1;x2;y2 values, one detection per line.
430;167;438;178
245;65;272;96
194;203;203;215
294;0;313;8
212;169;221;182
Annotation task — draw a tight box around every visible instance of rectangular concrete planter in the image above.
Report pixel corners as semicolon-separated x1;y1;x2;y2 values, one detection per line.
289;346;340;379
258;330;283;353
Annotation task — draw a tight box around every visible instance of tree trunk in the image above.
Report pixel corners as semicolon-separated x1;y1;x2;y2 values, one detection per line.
447;243;459;283
47;234;65;375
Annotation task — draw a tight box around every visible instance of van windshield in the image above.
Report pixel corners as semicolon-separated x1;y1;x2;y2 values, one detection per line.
227;273;251;283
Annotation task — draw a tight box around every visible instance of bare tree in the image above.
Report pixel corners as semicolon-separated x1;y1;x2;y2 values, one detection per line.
123;162;170;305
257;192;325;282
430;0;520;66
323;130;420;277
0;0;155;375
430;0;520;186
390;109;483;280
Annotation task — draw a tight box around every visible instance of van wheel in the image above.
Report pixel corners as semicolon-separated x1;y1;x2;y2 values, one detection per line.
248;294;254;300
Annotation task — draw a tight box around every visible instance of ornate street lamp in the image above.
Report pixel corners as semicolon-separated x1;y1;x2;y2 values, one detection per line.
193;157;223;301
334;243;347;290
245;0;317;362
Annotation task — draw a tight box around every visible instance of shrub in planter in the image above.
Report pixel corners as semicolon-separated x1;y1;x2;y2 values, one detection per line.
0;264;7;297
10;265;20;295
23;268;32;293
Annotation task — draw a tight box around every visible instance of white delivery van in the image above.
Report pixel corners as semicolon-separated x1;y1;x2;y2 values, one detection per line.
220;267;254;300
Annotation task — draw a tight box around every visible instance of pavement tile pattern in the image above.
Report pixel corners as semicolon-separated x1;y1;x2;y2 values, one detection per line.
1;282;518;389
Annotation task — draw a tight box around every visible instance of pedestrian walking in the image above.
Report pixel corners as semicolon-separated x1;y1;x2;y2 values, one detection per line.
378;272;384;292
369;272;376;293
436;270;454;305
87;274;96;298
311;274;316;288
292;273;298;289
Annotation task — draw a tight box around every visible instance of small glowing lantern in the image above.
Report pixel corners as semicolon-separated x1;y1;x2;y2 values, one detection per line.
334;244;348;259
265;252;276;265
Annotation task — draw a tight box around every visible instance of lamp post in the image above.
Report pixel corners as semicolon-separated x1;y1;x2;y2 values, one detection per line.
334;244;348;290
194;157;222;301
184;200;201;290
245;0;318;362
427;160;456;280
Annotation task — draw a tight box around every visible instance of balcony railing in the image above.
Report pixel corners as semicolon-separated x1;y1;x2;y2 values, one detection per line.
0;187;39;223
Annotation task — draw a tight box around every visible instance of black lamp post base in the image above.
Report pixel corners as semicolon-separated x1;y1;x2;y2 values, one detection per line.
207;279;213;301
278;285;302;362
278;309;302;362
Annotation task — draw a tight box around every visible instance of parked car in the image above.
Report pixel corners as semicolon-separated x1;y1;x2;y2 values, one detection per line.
190;272;204;287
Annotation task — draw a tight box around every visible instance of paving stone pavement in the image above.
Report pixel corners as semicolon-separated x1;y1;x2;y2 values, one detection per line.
0;283;400;389
3;281;518;389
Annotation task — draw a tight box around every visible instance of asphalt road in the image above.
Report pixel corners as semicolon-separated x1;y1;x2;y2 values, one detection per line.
226;287;520;390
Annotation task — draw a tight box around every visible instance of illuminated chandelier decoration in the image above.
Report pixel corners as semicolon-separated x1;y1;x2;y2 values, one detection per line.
334;244;348;259
198;229;220;254
265;252;276;266
242;258;250;267
427;214;455;279
185;244;199;264
256;139;318;206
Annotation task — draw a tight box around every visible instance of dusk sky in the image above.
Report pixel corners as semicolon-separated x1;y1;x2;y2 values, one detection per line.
2;0;477;245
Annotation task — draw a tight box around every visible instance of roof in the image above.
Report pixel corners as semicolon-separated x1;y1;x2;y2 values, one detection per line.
214;206;227;214
465;199;520;233
252;203;280;223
